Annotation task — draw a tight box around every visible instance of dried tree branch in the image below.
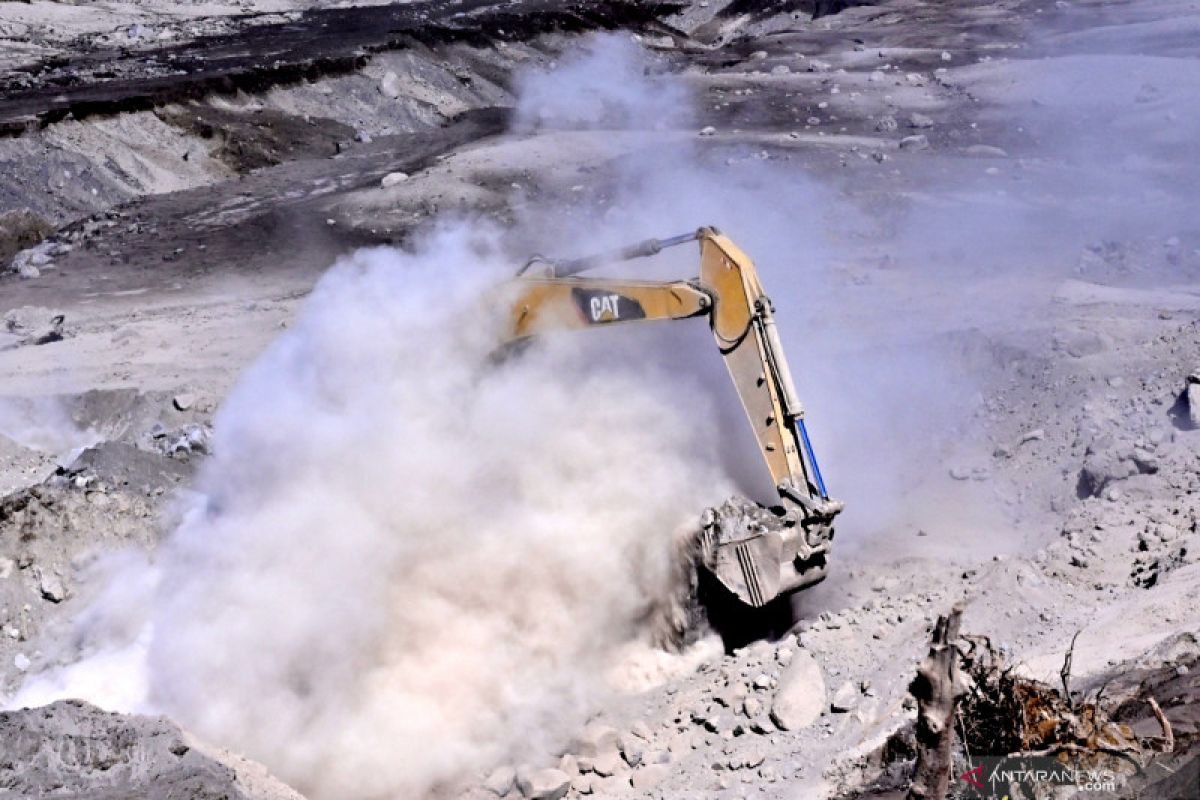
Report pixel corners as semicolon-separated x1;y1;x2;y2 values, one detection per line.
1060;630;1081;711
1147;697;1174;754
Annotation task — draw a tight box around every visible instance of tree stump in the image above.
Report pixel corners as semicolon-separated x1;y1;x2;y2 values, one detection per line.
907;603;969;800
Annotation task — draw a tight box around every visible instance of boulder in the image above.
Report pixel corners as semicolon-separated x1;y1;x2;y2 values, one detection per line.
574;722;620;758
769;649;826;730
516;768;570;800
380;172;409;188
379;71;403;99
631;764;669;790
1187;371;1200;428
484;766;515;796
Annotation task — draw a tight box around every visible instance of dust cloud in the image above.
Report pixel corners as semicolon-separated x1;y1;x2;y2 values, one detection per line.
0;395;99;457
12;223;732;797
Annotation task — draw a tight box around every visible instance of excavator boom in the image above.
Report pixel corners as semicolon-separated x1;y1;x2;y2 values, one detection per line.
502;227;842;608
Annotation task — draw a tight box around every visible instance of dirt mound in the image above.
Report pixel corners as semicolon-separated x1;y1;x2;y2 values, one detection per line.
0;699;305;800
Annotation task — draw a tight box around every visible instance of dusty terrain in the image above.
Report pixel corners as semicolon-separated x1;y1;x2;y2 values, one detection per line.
2;0;1199;798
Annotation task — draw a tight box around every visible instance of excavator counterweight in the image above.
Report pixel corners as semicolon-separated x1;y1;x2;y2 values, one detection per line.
502;227;842;621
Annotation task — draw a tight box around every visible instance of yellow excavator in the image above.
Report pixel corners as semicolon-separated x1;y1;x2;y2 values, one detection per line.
502;226;842;640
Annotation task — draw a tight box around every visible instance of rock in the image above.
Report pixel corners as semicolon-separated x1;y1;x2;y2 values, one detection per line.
379;71;403;99
830;680;860;713
517;769;570;800
808;59;832;73
899;134;930;151
619;738;643;768
750;50;768;60
743;696;763;717
1187;371;1200;427
965;144;1008;158
875;115;898;133
770;649;825;730
1019;429;1045;445
630;764;669;790
1054;329;1105;358
590;752;624;778
14;652;30;671
484;766;516;796
380;172;409;188
33;566;66;603
575;722;620;758
9;240;69;277
698;126;717;136
1078;438;1157;497
908;112;934;129
770;65;790;75
173;393;196;412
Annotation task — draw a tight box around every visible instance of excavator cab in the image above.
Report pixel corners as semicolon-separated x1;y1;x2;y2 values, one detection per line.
502;227;842;630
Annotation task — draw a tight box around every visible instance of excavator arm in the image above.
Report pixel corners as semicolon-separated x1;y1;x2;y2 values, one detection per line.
501;227;842;608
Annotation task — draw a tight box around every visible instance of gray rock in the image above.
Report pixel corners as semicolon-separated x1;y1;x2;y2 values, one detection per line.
0;700;303;799
899;134;929;151
770;649;826;730
1055;329;1105;358
557;755;578;777
484;766;516;796
590;752;624;778
380;172;409;188
517;768;570;800
619;738;643;768
574;722;620;758
965;144;1008;158
875;115;898;133
631;764;669;790
173;393;196;412
1187;371;1200;428
908;112;934;129
33;566;66;603
830;680;860;713
379;71;403;99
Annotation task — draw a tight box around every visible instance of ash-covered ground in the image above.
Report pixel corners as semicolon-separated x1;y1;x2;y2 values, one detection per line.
2;0;1199;798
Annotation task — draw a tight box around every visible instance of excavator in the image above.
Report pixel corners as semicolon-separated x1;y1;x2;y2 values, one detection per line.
501;226;842;642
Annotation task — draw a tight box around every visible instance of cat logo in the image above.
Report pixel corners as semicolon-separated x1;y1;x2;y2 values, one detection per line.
571;287;646;325
590;294;622;322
